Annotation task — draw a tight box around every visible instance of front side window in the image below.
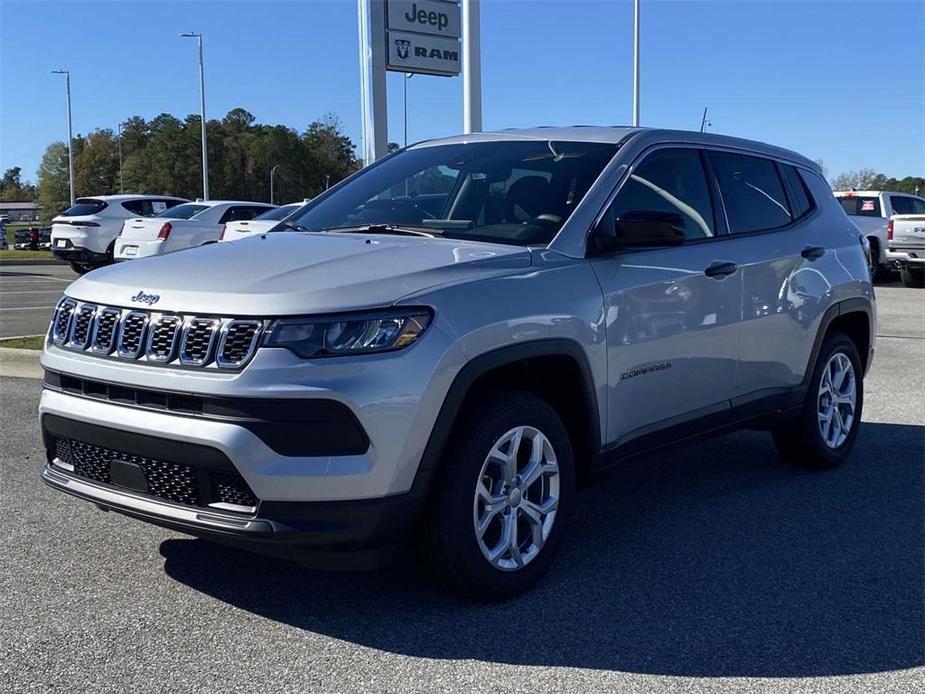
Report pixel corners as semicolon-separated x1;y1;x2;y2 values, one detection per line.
283;140;620;246
611;148;715;239
711;152;792;233
156;203;208;220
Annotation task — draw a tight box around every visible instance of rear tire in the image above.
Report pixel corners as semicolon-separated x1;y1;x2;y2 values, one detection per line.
418;390;575;600
772;332;863;469
867;238;887;283
68;262;92;275
900;265;925;288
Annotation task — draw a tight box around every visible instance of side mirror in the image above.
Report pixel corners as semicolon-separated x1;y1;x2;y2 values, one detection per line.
592;210;687;253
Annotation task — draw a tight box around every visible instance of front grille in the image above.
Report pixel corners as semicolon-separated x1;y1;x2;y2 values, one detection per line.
180;318;219;365
91;308;121;353
146;316;181;362
49;299;266;370
117;312;148;358
53;435;257;511
69;304;96;348
217;320;262;367
52;298;77;344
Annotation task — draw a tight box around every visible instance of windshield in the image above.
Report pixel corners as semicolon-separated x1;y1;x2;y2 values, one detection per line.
255;204;301;221
155;203;208;220
284;140;619;246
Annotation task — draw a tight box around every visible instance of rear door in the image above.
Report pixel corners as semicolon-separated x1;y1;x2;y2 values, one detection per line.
591;146;742;444
710;151;839;402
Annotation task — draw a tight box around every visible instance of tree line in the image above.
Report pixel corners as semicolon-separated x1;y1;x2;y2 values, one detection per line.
829;168;923;195
25;108;358;222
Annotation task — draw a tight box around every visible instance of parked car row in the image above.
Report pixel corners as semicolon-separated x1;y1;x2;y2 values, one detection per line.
12;227;52;250
50;194;307;273
834;189;925;286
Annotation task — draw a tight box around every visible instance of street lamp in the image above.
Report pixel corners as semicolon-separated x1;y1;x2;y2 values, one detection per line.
180;32;209;200
270;164;280;205
632;0;640;127
117;122;124;193
51;69;75;206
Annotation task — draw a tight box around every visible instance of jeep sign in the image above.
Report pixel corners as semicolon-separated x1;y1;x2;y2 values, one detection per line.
387;30;460;76
387;0;460;38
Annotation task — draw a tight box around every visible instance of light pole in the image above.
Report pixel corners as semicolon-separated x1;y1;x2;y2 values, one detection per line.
270;164;279;205
632;0;640;127
403;73;413;148
51;69;75;206
117;122;124;193
180;32;209;200
699;107;711;133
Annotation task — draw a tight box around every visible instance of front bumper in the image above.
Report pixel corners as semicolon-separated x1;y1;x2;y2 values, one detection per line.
40;412;430;568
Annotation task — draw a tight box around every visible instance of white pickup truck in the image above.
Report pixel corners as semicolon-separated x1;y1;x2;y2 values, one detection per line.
887;215;925;287
834;190;925;281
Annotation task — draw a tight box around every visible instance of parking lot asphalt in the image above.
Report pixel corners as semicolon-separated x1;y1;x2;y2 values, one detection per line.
1;281;923;693
0;263;77;338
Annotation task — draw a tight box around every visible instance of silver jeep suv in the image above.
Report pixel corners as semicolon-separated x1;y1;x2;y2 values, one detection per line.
40;127;875;598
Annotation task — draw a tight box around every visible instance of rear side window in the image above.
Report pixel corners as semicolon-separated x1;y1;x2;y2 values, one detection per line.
121;199;180;216
779;165;814;220
836;195;881;217
254;205;297;221
61;199;107;216
711;152;791;233
155;203;208;219
611;148;716;239
221;206;270;223
890;196;918;215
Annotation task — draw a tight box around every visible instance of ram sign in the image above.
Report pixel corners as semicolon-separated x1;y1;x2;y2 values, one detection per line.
385;0;461;76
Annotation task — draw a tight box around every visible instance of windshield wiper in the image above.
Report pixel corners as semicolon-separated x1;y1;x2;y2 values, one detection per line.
321;224;438;237
281;221;312;232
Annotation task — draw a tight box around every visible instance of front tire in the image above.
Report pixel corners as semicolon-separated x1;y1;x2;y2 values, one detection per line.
68;261;92;275
419;390;575;599
772;332;863;469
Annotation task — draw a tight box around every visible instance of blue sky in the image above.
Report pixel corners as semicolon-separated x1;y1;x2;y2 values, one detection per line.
1;0;922;183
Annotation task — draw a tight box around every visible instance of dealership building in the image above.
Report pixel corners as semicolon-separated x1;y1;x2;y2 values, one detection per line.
0;201;40;222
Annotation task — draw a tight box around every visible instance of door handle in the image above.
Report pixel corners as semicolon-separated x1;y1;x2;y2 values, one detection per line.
801;245;825;260
704;260;738;279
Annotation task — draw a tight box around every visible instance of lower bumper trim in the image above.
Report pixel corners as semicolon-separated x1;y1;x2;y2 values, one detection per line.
42;464;274;534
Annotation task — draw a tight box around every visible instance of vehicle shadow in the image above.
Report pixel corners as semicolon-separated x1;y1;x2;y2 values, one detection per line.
161;421;923;677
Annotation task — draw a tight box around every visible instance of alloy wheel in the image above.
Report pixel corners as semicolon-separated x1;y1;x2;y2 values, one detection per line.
817;352;856;449
472;426;560;571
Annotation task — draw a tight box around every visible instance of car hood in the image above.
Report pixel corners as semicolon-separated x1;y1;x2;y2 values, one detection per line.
66;232;532;314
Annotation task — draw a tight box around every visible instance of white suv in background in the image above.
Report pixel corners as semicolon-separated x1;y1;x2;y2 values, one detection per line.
833;190;925;281
219;201;308;242
51;195;187;273
115;200;276;261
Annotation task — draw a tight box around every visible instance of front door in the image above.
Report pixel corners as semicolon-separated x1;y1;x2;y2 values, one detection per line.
590;147;742;445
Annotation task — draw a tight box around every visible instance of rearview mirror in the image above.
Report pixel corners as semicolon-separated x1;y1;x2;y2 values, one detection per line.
592;210;687;253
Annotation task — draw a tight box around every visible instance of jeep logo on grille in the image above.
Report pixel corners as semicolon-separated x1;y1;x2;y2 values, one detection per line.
130;291;160;306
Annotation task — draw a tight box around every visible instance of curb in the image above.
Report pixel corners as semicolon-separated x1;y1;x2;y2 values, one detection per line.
0;258;66;266
0;347;43;379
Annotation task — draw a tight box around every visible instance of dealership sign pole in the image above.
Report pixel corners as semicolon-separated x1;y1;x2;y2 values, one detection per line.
462;0;481;133
359;0;465;165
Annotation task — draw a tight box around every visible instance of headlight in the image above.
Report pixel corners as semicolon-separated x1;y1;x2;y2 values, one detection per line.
263;308;432;358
